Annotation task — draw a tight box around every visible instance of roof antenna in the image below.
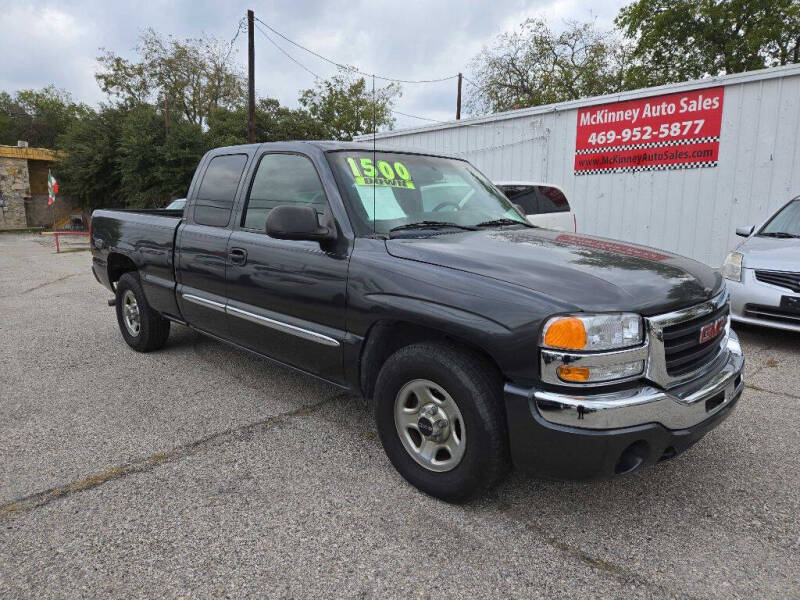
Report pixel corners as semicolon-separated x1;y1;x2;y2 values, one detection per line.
372;73;376;237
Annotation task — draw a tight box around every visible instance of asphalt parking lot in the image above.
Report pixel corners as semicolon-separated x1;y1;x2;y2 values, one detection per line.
1;233;798;599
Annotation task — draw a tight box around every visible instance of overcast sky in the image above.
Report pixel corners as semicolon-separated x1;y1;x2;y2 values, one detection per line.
0;0;627;130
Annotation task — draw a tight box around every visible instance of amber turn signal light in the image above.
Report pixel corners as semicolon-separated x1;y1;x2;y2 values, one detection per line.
544;317;587;350
557;365;591;382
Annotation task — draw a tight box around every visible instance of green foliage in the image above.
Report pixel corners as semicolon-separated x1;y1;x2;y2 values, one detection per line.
0;86;88;147
56;104;207;210
205;98;329;148
96;28;245;127
56;107;125;210
466;19;635;114
1;29;399;211
255;99;330;142
53;90;346;211
299;69;400;140
617;0;800;87
117;105;168;207
156;119;207;197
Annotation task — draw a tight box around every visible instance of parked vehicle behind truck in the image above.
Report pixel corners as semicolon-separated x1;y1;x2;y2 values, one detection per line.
91;141;744;502
495;181;576;231
722;195;800;332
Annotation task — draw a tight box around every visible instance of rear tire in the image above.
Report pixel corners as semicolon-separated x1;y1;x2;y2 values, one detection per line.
374;342;510;502
115;272;170;352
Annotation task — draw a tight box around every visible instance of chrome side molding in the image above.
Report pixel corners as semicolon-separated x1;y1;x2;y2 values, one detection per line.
181;292;340;347
182;293;226;312
226;305;340;347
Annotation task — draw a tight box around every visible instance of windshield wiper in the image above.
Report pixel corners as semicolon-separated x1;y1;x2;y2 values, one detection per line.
389;221;478;233
475;218;534;228
759;232;800;238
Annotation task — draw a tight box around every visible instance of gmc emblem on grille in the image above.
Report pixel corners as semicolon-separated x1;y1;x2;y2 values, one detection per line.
699;316;726;344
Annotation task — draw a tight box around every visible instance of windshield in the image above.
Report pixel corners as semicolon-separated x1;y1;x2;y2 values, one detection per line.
759;199;800;238
166;198;186;210
328;151;528;235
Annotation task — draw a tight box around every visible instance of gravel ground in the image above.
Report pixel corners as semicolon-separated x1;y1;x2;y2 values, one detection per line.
1;233;798;599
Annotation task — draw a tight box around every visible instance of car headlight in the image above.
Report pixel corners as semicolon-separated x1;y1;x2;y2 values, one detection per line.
540;314;646;384
721;252;743;282
541;313;643;351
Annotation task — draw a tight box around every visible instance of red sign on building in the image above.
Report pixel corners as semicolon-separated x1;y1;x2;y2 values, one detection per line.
574;87;724;175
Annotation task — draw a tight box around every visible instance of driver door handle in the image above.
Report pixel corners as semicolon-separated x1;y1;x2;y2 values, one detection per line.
229;247;247;265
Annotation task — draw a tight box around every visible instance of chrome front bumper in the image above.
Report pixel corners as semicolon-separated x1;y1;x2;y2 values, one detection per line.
534;332;744;430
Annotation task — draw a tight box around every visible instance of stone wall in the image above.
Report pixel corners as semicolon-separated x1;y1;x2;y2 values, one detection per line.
0;157;30;230
24;194;82;228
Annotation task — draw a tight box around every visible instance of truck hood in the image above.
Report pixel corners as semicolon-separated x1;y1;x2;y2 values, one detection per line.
738;235;800;271
385;229;723;315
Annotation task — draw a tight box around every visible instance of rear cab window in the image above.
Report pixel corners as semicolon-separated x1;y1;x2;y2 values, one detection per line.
193;154;248;227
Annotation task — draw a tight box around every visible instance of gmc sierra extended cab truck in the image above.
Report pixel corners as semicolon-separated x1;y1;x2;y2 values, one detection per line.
91;141;745;502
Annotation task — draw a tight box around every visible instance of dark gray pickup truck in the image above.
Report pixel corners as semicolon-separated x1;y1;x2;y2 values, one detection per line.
90;141;744;501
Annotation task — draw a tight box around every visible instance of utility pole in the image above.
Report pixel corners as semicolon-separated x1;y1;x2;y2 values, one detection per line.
456;72;462;120
247;9;255;143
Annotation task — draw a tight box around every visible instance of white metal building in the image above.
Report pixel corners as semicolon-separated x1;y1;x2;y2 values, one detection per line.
359;64;800;267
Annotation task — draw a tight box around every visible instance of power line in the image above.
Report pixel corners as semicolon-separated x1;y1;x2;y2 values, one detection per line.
254;23;324;80
253;23;451;126
254;17;459;84
225;17;246;61
391;110;446;123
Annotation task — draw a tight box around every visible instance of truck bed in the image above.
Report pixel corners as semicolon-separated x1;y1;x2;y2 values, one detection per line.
90;208;183;318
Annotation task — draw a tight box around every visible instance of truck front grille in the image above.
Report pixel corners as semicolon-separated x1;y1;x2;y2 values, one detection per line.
661;304;729;377
754;270;800;293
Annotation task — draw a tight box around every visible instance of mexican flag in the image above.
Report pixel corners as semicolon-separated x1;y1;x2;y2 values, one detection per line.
48;170;58;206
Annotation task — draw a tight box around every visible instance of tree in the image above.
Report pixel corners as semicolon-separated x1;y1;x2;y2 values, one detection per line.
57;103;206;211
466;19;635;114
155;118;206;200
206;98;328;148
56;106;125;210
0;86;88;148
616;0;800;87
116;105;169;207
96;29;245;127
299;70;401;140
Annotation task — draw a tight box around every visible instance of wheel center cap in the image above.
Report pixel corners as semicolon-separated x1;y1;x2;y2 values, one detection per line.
417;417;434;437
418;403;450;442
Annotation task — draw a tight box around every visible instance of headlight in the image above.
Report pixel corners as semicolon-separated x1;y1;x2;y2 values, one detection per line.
541;313;643;351
721;252;743;282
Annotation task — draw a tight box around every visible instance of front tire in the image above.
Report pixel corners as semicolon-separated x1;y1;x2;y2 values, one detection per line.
115;272;170;352
374;342;510;502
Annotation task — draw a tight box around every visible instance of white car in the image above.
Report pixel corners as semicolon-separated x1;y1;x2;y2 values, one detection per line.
494;182;576;232
166;198;186;211
721;195;800;332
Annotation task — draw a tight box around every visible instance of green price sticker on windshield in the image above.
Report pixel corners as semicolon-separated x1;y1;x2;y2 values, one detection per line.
346;157;415;190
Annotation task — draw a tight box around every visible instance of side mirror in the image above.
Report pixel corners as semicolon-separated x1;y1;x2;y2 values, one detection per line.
513;203;527;216
266;205;336;242
735;225;754;237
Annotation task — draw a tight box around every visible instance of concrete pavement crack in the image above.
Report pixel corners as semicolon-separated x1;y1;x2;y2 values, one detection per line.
0;392;349;520
1;272;82;298
494;500;702;600
744;382;800;400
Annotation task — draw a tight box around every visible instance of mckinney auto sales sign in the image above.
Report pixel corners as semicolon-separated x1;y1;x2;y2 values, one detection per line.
574;87;724;175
